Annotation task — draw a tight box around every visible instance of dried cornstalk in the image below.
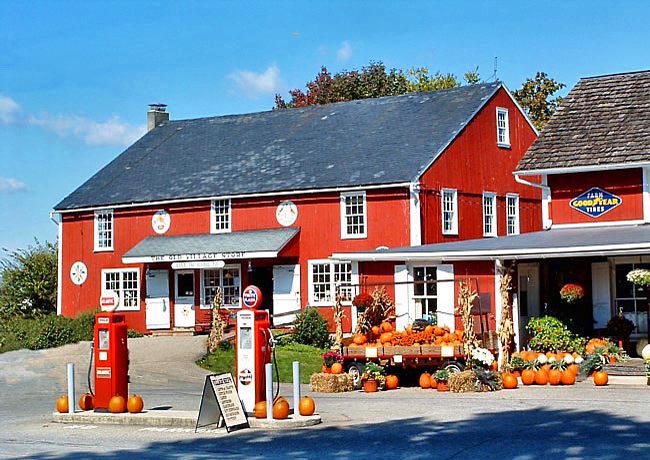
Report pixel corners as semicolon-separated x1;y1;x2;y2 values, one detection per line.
456;279;479;368
332;288;344;347
354;286;394;334
497;264;515;370
206;288;225;353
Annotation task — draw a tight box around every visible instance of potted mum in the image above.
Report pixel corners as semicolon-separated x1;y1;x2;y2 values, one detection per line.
360;362;385;392
352;292;373;312
322;350;343;373
434;369;450;392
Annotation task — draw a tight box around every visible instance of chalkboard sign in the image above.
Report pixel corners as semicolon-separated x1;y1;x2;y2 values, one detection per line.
196;373;249;433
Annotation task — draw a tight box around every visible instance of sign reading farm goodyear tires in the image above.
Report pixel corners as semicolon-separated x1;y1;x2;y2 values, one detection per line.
570;187;622;218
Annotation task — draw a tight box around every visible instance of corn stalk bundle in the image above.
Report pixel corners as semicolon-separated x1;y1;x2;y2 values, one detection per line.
354;286;394;334
448;370;477;393
333;289;344;347
206;288;225;353
497;265;515;370
456;279;479;368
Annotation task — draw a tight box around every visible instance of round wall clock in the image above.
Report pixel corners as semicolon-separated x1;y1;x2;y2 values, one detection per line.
70;261;88;285
152;209;171;234
276;200;298;227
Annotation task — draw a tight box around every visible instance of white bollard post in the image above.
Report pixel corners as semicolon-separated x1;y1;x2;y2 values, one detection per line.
67;363;75;414
265;363;273;420
292;361;300;416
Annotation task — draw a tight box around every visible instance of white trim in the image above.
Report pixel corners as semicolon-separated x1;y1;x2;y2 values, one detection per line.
101;268;140;311
340;191;367;239
350;261;359;332
643;166;650;223
409;182;422;245
482;192;497;237
94;209;114;252
515;162;650;177
52;212;63;315
506;193;520;235
308;259;333;306
541;175;552;229
499;82;539;136
441;188;458;236
123;250;278;264
55;182;413;214
496;107;510;148
494;259;503;366
210;198;232;234
551;219;646;229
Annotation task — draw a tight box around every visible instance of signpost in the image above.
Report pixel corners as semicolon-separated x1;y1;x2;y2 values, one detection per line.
196;373;249;433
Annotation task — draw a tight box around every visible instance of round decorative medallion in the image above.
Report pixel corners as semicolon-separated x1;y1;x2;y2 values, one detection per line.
152;209;171;234
70;261;88;285
275;200;298;227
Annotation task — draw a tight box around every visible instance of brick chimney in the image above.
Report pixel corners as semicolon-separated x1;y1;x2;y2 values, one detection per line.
147;104;169;131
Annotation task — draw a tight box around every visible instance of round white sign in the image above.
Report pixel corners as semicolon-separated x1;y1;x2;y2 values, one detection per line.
152;210;171;234
276;200;298;227
70;261;88;285
100;289;120;312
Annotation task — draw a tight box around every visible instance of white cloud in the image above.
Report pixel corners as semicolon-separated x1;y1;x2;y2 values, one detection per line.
229;65;283;97
0;177;27;193
0;95;21;124
27;114;146;147
337;41;352;62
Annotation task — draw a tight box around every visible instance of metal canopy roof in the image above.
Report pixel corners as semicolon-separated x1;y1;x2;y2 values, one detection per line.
122;227;299;264
332;224;650;262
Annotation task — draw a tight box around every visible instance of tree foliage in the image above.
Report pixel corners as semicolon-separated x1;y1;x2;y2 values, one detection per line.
0;240;58;317
274;61;480;109
513;71;565;130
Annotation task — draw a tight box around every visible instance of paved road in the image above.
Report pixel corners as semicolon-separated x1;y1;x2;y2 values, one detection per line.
2;336;650;459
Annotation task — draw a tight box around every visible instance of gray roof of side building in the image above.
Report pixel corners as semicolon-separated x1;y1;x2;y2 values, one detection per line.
54;82;504;211
516;70;650;174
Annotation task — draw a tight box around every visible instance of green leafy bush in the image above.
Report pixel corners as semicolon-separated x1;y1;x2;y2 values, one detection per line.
525;316;586;353
290;307;331;349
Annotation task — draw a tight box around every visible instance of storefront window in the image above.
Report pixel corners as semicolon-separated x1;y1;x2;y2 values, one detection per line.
413;266;437;318
202;266;241;309
615;263;649;334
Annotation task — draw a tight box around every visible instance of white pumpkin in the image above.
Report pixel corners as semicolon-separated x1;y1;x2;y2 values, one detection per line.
548;356;556;363
536;353;548;364
642;343;650;360
574;356;584;364
563;354;575;364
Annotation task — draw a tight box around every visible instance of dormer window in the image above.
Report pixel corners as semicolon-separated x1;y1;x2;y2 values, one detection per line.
496;107;510;148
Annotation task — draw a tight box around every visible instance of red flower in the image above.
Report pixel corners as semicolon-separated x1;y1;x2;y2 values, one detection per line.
560;283;584;304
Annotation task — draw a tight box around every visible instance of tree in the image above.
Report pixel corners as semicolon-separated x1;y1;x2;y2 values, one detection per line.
275;61;481;109
513;72;565;131
0;240;58;317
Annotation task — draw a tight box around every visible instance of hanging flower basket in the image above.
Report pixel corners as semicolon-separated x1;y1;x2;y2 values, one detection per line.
560;283;585;304
627;269;650;287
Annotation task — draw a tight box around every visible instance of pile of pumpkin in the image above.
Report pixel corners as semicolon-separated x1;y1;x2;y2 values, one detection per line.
502;351;581;388
252;395;316;419
56;393;145;413
350;322;464;347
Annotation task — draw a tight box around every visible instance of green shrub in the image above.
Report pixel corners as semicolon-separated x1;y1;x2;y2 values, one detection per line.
525;316;586;353
290;308;331;349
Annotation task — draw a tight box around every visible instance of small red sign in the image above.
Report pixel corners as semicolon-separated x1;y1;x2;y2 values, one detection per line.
242;285;262;309
100;297;115;309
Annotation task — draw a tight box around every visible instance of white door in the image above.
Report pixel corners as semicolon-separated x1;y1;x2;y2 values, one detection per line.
272;264;300;326
516;263;540;350
174;270;196;328
146;269;170;329
592;262;611;329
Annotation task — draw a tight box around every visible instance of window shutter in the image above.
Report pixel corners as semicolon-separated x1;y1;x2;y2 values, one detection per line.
436;264;455;331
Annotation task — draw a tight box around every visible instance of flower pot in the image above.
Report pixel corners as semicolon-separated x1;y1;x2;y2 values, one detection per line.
363;379;379;393
436;381;449;392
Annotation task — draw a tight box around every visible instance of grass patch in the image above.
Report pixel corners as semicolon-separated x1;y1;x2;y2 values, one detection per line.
197;342;325;384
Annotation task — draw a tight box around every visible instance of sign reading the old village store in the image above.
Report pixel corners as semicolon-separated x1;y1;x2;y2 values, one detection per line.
569;187;622;218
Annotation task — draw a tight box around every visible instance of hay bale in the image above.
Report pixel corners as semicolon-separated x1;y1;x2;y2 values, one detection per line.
448;370;478;393
310;372;354;393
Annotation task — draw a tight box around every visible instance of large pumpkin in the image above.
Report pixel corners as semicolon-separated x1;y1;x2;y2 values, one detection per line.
331;362;343;375
418;372;432;389
547;369;562;386
380;321;393;333
560;369;576;385
298;396;315;416
385;374;399;390
253;400;267;418
56;395;69;413
502;373;518;390
273;399;290;419
521;369;535;386
593;370;609;386
352;334;367;345
78;392;94;411
127;394;144;413
534;370;549;385
108;395;127;414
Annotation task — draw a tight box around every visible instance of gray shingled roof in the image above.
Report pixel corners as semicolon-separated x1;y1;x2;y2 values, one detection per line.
54;82;502;211
517;70;650;173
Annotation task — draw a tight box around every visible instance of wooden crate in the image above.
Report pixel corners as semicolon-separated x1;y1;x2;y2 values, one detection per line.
382;346;421;356
420;345;442;356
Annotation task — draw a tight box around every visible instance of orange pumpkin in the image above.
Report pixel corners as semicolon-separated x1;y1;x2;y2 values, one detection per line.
593;370;609;386
567;364;580;375
521;369;535;386
56;395;69;413
502;373;518;389
331;362;343;374
547;369;562;386
253;400;268;418
380;332;393;344
127;394;144;413
534;370;549;386
108;395;126;414
380;321;393;333
273;399;290;419
560;369;576;385
385;374;399;390
424;325;434;335
371;326;381;337
419;372;432;389
352;334;367;345
78;392;94;411
298;396;315;416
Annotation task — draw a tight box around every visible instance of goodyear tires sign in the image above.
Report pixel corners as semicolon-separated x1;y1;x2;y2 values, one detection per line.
570;187;622;218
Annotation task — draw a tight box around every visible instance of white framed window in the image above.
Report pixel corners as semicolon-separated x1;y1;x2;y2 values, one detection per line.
308;260;353;305
211;199;231;233
496;107;510;148
413;266;437;319
441;188;458;235
102;268;139;310
506;193;520;235
340;191;367;239
201;265;241;310
483;192;497;237
94;209;114;251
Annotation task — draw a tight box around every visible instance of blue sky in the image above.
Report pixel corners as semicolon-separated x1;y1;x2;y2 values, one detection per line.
1;0;649;254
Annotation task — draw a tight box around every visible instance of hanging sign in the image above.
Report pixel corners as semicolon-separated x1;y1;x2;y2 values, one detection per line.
195;373;249;433
152;210;171;234
569;187;622;218
171;261;225;270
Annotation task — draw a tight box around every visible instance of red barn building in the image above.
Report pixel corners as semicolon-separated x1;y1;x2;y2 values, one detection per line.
53;82;539;334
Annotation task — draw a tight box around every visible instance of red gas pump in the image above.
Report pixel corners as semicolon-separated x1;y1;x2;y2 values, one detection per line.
235;285;272;413
93;312;129;412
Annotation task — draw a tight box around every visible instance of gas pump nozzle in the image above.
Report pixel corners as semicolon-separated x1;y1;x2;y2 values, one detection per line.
267;329;277;350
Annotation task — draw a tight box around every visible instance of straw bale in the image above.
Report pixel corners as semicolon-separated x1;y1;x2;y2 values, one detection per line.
310;372;354;393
